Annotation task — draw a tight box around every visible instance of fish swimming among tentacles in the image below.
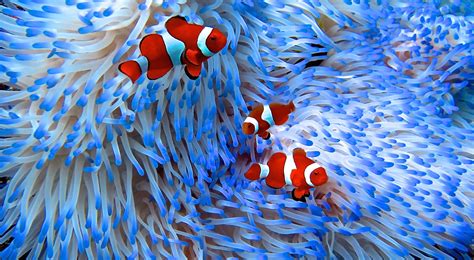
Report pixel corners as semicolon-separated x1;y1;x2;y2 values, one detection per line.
242;101;295;140
119;16;227;83
245;148;328;201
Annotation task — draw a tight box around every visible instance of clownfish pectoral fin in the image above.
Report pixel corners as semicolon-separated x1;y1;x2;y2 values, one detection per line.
165;16;188;33
259;131;271;140
292;188;310;202
118;60;142;83
185;49;201;65
292;174;306;187
184;64;201;80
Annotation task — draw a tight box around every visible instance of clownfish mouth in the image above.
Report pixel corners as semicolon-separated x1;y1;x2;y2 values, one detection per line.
242;123;255;135
206;28;227;54
242;118;258;135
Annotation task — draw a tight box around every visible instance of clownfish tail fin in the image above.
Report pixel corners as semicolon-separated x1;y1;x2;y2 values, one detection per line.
118;60;142;83
244;163;263;181
288;101;295;112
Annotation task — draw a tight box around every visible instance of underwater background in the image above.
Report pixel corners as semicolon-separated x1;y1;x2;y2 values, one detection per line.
0;0;473;259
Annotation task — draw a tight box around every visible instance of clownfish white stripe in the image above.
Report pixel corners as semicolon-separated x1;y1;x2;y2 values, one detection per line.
304;162;322;187
197;27;214;57
244;117;259;133
136;56;149;74
259;164;270;179
261;105;275;126
162;32;185;66
283;155;296;185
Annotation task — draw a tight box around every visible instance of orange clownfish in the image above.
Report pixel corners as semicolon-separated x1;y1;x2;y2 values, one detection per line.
119;16;227;83
245;148;328;201
242;101;295;140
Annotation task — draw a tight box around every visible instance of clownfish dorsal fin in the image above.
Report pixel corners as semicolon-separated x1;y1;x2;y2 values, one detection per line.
165;16;189;35
293;148;307;157
185;49;201;65
293;148;308;168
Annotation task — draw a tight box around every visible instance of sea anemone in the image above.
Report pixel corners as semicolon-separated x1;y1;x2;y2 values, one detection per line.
0;0;473;259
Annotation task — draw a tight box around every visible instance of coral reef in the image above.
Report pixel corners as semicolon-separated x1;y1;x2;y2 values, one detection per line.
0;0;472;259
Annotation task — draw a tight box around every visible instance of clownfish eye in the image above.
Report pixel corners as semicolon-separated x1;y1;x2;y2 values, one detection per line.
210;35;217;40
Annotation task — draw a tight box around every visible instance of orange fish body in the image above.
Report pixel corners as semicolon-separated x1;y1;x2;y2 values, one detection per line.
119;16;227;83
245;148;328;201
242;102;295;139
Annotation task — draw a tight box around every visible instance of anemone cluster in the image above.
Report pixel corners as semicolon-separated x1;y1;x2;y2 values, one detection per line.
0;0;473;259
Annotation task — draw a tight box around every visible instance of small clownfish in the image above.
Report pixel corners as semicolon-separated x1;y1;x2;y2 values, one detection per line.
118;16;227;83
242;101;295;140
245;148;328;201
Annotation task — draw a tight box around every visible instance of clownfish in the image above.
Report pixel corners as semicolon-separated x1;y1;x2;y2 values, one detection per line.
242;101;295;140
118;16;227;83
245;148;328;201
